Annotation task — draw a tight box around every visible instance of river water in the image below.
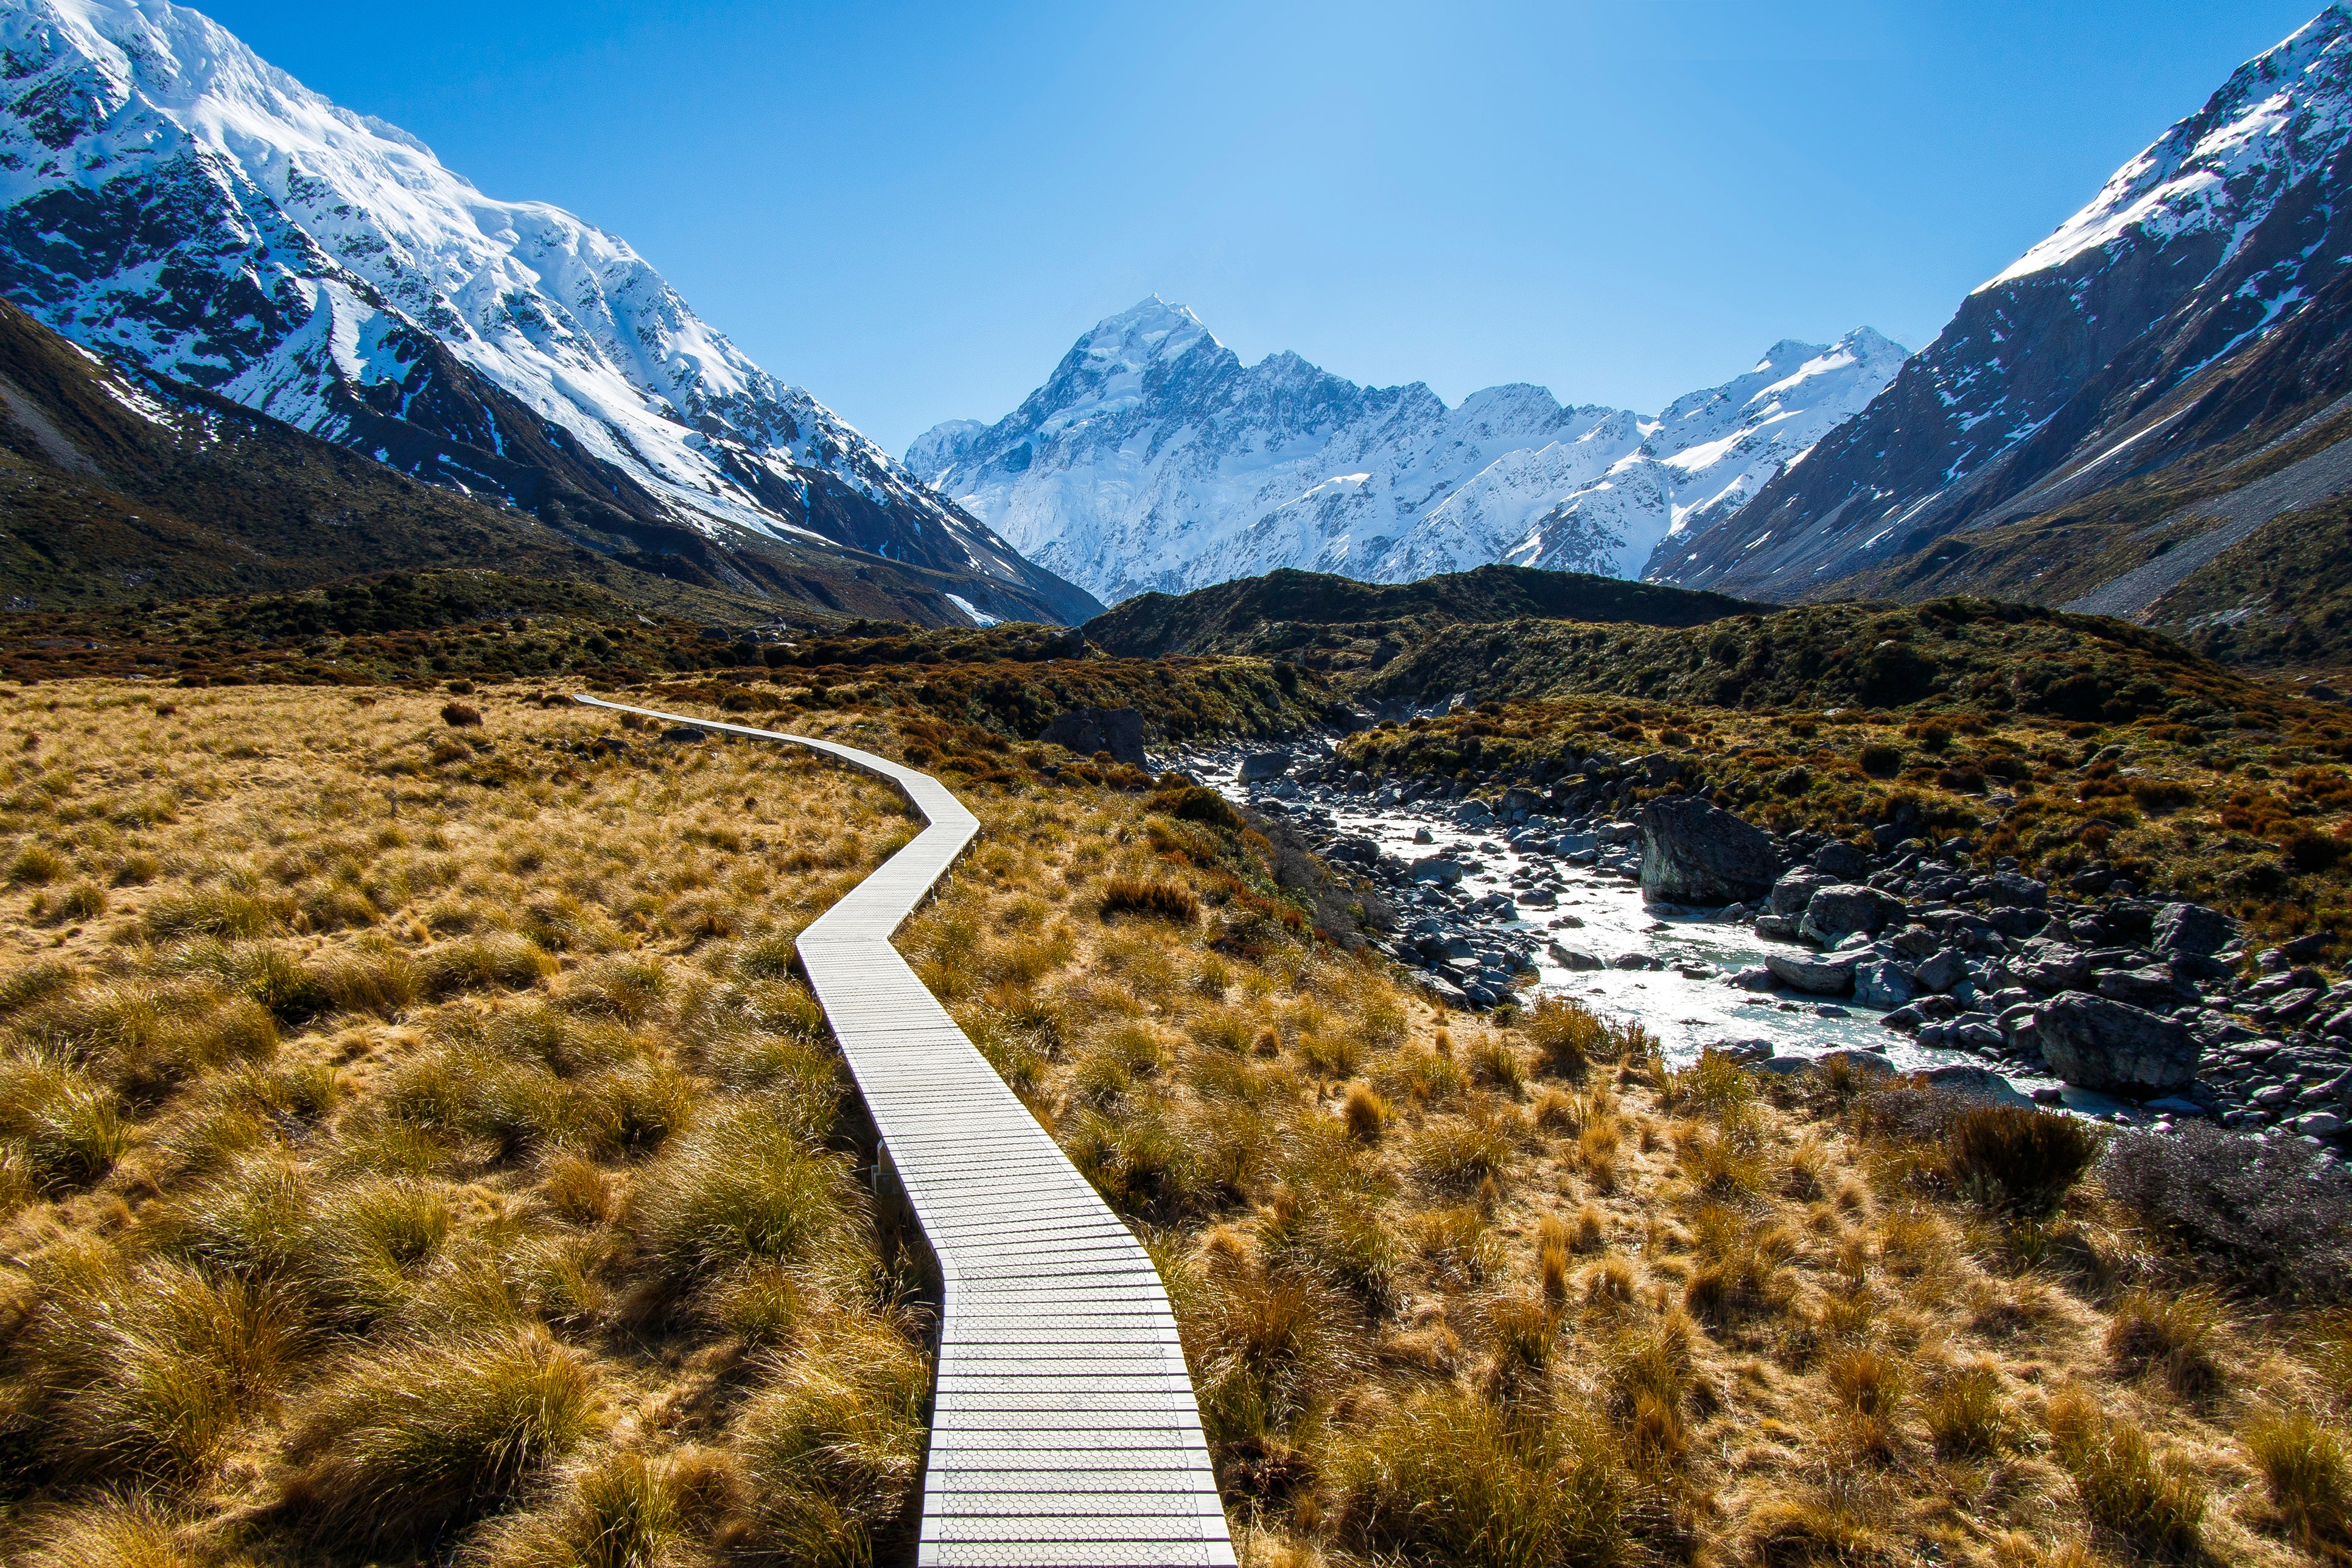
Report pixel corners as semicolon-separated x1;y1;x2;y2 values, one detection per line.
1183;744;2091;1104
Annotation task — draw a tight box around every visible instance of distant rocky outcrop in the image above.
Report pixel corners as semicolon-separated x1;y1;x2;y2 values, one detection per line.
1038;706;1147;768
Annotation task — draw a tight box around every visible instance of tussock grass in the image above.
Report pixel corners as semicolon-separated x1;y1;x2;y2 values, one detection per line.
2048;1387;2207;1559
732;1313;930;1564
1329;1388;1626;1568
629;1105;867;1291
2244;1408;2352;1552
286;1323;600;1546
0;686;913;1563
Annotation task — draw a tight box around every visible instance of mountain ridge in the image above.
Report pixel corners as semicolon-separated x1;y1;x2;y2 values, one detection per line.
0;0;1100;625
1667;3;2352;609
907;297;1905;606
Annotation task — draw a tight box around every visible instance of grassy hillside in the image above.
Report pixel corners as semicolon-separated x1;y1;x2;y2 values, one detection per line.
1085;564;1761;667
7;681;2352;1566
2140;493;2352;673
0;574;1337;744
1339;687;2352;947
1364;597;2269;724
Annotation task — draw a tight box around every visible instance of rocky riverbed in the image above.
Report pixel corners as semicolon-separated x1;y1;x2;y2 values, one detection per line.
1171;738;2352;1150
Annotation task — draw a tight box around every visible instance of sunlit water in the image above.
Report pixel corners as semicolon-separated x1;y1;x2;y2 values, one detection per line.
1185;751;2119;1109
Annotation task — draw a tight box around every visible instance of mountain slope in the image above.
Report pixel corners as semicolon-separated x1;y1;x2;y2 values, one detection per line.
906;298;1903;606
1668;3;2352;603
0;0;1098;625
0;294;1073;627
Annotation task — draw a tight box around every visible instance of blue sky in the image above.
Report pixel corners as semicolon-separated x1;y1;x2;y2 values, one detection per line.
204;0;2326;454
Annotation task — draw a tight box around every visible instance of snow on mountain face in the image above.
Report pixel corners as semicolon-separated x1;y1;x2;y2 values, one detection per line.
1667;4;2352;599
0;0;1095;621
907;298;1905;605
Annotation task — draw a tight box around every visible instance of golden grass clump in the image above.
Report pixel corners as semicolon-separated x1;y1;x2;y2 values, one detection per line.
2047;1387;2207;1559
284;1323;600;1547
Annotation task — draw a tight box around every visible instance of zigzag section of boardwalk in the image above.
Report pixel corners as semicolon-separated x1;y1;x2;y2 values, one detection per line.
573;697;1236;1568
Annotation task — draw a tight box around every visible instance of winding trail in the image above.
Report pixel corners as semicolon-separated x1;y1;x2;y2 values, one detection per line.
573;697;1235;1568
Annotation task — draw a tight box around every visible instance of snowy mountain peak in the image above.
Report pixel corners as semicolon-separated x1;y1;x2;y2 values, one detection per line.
0;0;1099;623
1077;295;1217;365
905;301;1906;604
1986;3;2352;291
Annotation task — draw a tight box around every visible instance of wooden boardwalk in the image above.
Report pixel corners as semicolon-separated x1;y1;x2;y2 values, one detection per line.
573;697;1236;1568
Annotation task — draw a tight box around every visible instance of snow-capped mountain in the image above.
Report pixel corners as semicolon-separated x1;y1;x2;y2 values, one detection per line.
1670;2;2352;600
0;0;1098;624
905;298;1905;606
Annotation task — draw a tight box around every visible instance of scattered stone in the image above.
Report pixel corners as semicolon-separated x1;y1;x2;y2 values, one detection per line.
1549;943;1606;971
1813;1048;1897;1077
1852;959;1916;1010
1912;947;1969;994
2037;992;2199;1097
1813;841;1870;880
1801;884;1905;943
2013;938;2091;991
1919;1065;2031;1107
1409;858;1466;886
1766;951;1858;996
2097;965;2193;1009
2151;901;2234;957
1635;796;1781;905
1768;869;1834;917
1239;751;1292;783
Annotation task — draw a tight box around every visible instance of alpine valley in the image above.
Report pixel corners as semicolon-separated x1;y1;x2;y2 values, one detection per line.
0;0;1101;626
907;299;1908;609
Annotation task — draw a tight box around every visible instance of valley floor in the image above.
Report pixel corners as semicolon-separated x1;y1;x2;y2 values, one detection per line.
2;681;2348;1565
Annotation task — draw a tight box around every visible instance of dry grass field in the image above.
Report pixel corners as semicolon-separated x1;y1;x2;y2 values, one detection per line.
2;679;2351;1566
0;682;933;1565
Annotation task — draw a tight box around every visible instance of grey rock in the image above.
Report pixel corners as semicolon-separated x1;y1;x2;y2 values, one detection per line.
1636;796;1781;905
1853;959;1917;1010
2014;938;2092;991
2098;965;2194;1009
2038;992;2200;1097
1801;884;1906;943
1814;1048;1897;1077
1984;871;2049;909
1038;705;1147;767
1239;751;1292;783
1769;868;1835;917
1813;841;1871;880
2152;901;2235;957
1595;819;1640;846
2295;1110;2348;1138
1920;1065;2032;1107
1409;857;1466;886
1548;943;1606;971
1766;950;1860;995
1913;947;1969;994
1754;914;1802;942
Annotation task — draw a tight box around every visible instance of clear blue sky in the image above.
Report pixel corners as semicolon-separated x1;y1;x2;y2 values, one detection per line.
200;0;2326;454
